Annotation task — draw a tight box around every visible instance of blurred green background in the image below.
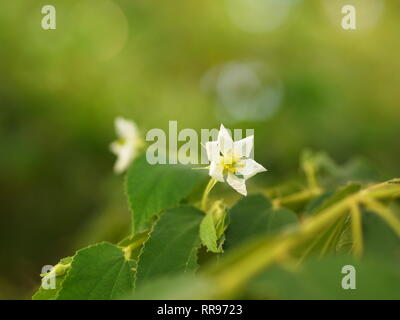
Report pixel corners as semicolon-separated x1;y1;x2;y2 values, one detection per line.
1;0;399;298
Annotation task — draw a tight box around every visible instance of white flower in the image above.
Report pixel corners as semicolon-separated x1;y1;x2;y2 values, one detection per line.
110;117;141;174
205;124;267;196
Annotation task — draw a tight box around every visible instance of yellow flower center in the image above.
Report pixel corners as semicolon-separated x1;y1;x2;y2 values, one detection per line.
117;138;127;145
220;154;244;174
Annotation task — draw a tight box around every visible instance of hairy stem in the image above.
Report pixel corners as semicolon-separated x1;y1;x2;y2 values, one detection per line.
304;162;319;191
121;233;148;260
201;178;218;212
273;188;322;209
350;201;363;258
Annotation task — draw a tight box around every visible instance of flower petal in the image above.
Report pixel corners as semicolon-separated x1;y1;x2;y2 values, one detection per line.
233;135;254;158
236;158;267;180
218;124;233;157
110;141;123;154
227;172;247;196
209;160;224;182
113;143;136;174
205;141;220;162
115;117;139;139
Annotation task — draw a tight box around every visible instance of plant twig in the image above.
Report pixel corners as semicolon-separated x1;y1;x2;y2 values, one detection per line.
350;201;363;258
201;178;218;212
272;188;322;209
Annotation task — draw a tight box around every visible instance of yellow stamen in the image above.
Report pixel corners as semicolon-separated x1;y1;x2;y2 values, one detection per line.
221;155;244;174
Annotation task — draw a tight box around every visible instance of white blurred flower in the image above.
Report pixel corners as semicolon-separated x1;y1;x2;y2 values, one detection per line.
205;124;267;196
201;61;283;123
226;0;298;33
110;117;141;174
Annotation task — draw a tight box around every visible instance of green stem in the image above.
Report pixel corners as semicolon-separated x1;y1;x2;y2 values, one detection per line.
201;178;218;212
121;233;149;260
304;162;319;190
273;188;322;209
350;201;363;258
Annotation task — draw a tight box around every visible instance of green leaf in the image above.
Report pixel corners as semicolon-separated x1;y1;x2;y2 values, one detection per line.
335;217;353;254
32;257;72;300
200;212;219;253
225;194;298;250
294;214;350;260
362;209;400;262
135;206;203;288
296;185;361;259
199;201;228;253
126;154;207;233
57;242;135;300
246;256;400;299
